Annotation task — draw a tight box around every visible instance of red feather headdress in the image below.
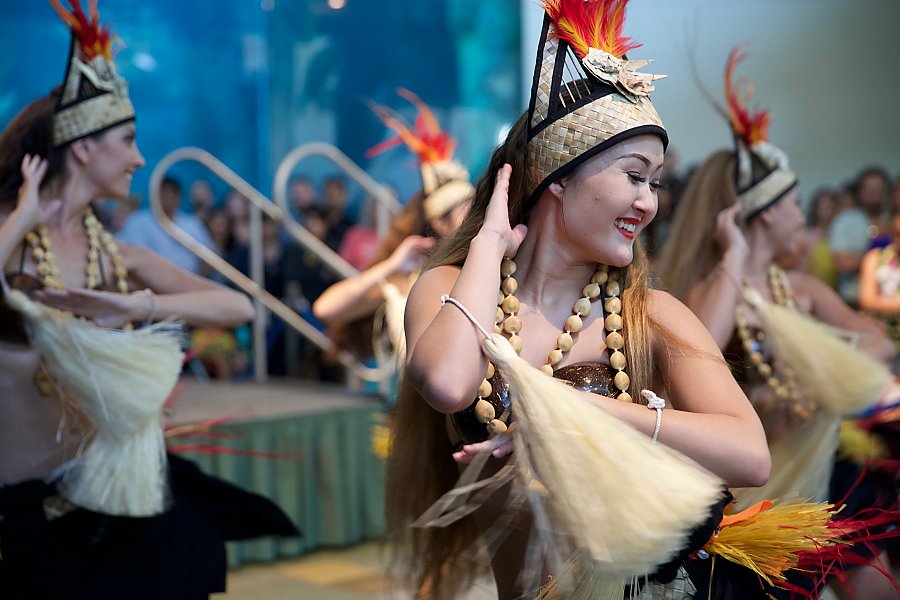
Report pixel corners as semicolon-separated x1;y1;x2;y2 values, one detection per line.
540;0;640;60
49;0;134;147
365;88;456;165
725;48;771;147
50;0;116;61
538;0;662;100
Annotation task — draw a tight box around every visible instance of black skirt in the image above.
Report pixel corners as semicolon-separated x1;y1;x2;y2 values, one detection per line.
0;454;299;600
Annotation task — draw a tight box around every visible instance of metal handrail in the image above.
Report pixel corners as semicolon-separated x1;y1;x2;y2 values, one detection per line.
273;142;402;239
148;146;391;383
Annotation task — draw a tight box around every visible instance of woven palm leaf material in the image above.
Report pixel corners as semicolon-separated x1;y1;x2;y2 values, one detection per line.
366;88;474;220
723;48;797;221
50;0;135;147
526;0;668;201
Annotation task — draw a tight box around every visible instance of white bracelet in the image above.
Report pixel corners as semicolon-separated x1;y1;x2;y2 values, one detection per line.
641;389;665;443
138;288;156;323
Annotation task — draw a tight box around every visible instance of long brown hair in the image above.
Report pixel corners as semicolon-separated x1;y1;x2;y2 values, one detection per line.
386;111;662;598
0;89;67;206
656;151;739;301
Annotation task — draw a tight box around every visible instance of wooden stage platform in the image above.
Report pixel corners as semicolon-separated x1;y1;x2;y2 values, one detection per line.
165;378;387;567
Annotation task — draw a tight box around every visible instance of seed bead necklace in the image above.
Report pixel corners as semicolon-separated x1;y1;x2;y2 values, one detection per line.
736;264;814;419
25;207;132;395
25;208;130;294
472;257;632;438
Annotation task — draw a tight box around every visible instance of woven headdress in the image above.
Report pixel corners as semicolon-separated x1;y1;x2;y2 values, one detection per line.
724;48;797;220
50;0;135;147
366;89;474;221
527;0;667;200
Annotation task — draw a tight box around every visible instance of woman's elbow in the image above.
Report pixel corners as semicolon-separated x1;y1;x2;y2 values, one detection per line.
735;447;771;488
233;293;256;324
408;365;474;414
311;297;332;323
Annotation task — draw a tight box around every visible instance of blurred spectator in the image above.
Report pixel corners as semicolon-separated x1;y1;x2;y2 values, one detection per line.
93;195;139;234
302;203;329;243
224;189;251;247
289;176;317;217
802;188;839;287
339;200;380;270
859;214;900;350
206;207;235;258
190;328;248;380
322;176;354;250
230;216;338;376
836;184;857;212
189;179;215;222
828;167;891;305
118;176;213;274
892;176;900;215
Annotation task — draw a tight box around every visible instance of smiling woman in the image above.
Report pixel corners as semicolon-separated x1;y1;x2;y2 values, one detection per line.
0;2;295;598
384;2;773;599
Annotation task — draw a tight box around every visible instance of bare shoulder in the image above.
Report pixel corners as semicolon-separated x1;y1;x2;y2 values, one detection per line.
646;289;721;355
116;240;155;271
407;265;462;303
647;288;692;318
785;269;832;295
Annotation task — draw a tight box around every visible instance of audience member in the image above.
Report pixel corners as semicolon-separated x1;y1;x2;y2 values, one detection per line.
829;167;891;305
189;179;215;222
289;175;317;218
322;176;354;250
803;188;839;287
118;176;214;274
338;199;380;270
223;188;251;247
859;213;900;351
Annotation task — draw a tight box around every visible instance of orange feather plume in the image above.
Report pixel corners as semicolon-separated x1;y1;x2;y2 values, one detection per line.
725;48;770;146
540;0;641;59
365;88;456;164
50;0;115;61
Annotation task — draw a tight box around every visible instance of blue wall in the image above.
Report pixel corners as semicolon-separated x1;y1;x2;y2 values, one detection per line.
1;0;522;211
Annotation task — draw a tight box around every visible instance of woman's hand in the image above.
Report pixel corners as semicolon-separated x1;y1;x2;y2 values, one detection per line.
34;287;152;328
386;235;436;275
714;202;749;260
476;164;528;257
11;155;60;232
452;429;514;464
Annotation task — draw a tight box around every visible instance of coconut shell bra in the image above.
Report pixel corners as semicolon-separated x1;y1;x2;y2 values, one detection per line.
451;362;617;444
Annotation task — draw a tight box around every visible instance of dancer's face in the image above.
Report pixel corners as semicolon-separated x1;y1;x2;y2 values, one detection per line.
430;199;470;238
764;188;805;256
549;134;663;267
77;122;145;200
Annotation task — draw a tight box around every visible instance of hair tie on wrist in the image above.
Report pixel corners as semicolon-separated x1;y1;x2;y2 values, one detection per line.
641;389;665;443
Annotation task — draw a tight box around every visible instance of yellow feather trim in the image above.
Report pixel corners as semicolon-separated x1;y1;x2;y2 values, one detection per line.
704;500;844;586
838;419;889;464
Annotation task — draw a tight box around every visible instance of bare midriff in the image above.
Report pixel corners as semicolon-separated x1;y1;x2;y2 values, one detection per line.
0;340;89;484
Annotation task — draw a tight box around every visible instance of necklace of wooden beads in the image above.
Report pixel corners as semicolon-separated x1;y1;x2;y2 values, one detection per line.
472;257;632;437
25;208;131;395
736;264;815;419
25;208;130;294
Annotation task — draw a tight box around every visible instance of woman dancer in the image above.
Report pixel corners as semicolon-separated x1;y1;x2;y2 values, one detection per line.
386;4;771;599
0;3;295;597
313;90;473;388
658;49;896;599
